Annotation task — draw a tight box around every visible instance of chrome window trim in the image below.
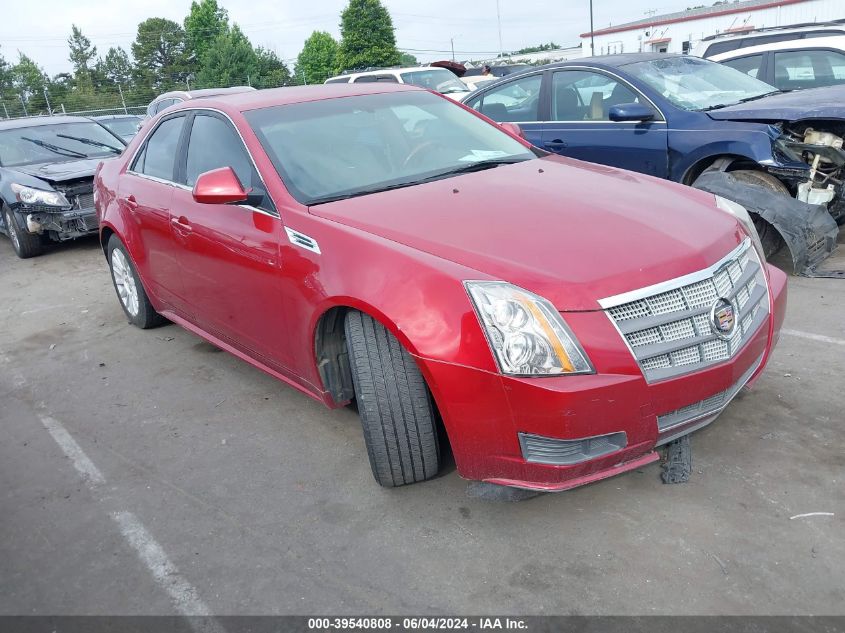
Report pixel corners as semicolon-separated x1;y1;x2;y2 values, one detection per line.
598;238;751;309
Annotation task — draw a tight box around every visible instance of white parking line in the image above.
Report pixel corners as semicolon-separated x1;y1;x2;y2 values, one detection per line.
782;329;845;347
112;511;219;620
29;407;223;631
39;415;105;487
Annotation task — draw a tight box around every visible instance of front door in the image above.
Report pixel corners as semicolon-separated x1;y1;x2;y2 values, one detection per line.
169;112;287;368
540;69;669;177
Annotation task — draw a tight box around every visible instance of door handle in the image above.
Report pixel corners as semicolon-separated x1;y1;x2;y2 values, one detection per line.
122;195;138;210
544;139;568;150
170;216;192;233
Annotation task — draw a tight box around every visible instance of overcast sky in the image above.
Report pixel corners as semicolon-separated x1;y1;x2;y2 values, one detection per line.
1;0;697;74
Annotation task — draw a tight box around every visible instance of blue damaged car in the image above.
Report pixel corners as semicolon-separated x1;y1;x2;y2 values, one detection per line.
463;53;843;274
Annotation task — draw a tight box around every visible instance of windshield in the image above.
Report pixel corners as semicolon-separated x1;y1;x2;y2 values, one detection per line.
99;117;141;138
0;121;124;167
624;56;777;111
245;90;534;205
400;69;469;95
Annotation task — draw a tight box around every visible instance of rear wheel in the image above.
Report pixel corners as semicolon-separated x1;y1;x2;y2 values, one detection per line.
727;170;788;258
345;311;440;487
3;206;43;259
107;235;165;329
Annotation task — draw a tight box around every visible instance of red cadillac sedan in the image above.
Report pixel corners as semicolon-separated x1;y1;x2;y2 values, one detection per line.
94;83;786;492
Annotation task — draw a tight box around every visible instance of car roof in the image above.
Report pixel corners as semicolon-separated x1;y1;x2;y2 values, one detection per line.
702;23;845;42
92;114;142;120
0;115;98;131
481;52;682;82
168;83;422;113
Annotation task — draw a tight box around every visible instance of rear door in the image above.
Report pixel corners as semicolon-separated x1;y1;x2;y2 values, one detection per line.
539;69;668;177
168;110;288;367
463;71;547;148
120;113;189;311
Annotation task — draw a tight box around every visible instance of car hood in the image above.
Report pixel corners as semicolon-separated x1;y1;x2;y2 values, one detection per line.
12;157;103;183
309;156;744;311
707;85;845;122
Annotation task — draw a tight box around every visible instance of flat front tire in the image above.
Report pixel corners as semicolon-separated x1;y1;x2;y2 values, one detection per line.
345;311;440;487
107;235;165;329
724;170;788;258
3;206;43;259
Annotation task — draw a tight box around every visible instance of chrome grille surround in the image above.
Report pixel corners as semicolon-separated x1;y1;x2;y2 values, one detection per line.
599;239;770;382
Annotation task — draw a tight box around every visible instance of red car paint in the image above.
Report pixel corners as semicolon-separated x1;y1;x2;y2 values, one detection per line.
95;83;786;491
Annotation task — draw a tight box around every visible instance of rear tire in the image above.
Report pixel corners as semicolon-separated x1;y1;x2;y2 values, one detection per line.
345;311;440;487
726;170;788;258
107;235;166;329
3;206;43;259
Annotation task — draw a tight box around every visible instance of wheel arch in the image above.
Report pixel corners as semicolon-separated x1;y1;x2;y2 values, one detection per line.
681;153;760;185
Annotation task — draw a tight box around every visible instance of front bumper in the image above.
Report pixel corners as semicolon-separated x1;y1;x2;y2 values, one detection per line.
17;206;99;241
419;264;787;491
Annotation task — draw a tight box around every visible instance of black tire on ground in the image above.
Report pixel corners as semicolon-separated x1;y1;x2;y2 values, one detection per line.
107;234;166;329
3;206;43;258
726;170;788;258
344;311;441;487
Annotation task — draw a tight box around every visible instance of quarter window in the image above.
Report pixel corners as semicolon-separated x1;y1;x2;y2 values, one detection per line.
132;115;185;181
466;73;542;123
353;74;399;83
551;70;640;121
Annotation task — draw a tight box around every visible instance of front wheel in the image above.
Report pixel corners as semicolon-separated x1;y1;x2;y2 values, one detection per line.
345;311;440;487
725;170;788;258
3;206;43;259
107;235;165;329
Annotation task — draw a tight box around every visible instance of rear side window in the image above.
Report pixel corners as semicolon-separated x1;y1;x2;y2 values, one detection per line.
325;77;351;84
722;54;764;79
132;115;185;181
185;115;255;188
773;49;845;89
465;73;543;123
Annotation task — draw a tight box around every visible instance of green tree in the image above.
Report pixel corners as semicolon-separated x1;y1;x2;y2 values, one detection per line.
131;18;188;95
337;0;400;72
399;52;418;66
184;0;229;64
100;47;133;86
68;24;98;83
11;53;49;113
0;47;12;94
196;25;257;88
254;47;292;88
295;31;339;84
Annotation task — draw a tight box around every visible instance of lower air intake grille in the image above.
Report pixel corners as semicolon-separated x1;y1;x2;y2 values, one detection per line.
519;431;627;465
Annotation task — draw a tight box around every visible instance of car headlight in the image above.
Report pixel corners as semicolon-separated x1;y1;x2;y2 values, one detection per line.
714;195;766;263
465;281;593;376
11;183;70;208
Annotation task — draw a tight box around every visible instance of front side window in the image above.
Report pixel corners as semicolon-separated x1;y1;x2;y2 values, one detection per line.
624;55;776;111
773;49;845;89
0;121;124;168
465;73;542;122
551;70;640;121
722;54;764;79
399;69;468;95
245;90;535;205
185;114;254;188
132;115;185;181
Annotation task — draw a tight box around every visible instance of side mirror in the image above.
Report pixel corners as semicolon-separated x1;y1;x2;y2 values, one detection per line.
499;122;525;139
192;167;250;205
608;103;655;122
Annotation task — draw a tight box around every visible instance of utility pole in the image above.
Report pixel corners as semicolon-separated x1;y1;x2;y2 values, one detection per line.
118;83;128;114
2;101;8;119
451;37;456;62
19;94;28;117
43;88;52;116
589;0;595;56
496;0;504;58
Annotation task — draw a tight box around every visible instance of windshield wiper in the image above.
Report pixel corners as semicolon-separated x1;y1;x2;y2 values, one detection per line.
737;90;781;103
21;137;87;159
56;133;123;154
700;90;782;111
307;158;528;206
